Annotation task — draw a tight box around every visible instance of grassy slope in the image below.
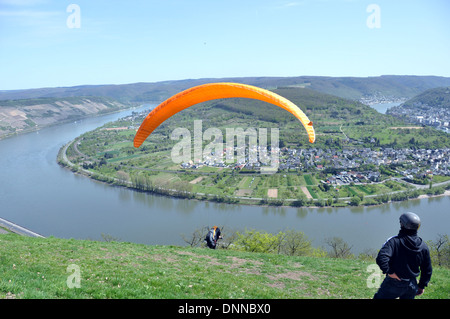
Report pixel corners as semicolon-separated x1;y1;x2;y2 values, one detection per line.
1;234;448;299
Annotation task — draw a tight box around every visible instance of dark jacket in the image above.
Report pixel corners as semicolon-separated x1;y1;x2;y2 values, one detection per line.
205;227;221;249
376;228;432;289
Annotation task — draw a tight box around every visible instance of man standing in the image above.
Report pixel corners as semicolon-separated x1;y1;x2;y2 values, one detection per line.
374;212;433;299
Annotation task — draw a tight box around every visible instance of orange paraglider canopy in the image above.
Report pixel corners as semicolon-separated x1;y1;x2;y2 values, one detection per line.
133;82;315;148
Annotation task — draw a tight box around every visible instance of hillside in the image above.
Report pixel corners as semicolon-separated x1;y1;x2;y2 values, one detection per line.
2;75;450;103
74;85;450;151
210;87;450;149
396;86;450;109
1;234;448;299
387;86;450;132
0;96;130;139
306;75;450;100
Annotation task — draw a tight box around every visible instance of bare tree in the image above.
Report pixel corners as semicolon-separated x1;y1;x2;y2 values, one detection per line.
428;234;450;267
325;237;353;259
181;226;209;247
101;233;121;242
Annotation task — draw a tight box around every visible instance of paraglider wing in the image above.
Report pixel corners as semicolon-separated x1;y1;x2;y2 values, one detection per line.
133;82;315;148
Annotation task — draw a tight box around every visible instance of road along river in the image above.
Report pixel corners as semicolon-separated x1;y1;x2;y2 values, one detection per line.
1;105;449;254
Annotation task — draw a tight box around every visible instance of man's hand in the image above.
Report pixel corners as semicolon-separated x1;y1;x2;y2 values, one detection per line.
416;288;424;296
388;273;401;281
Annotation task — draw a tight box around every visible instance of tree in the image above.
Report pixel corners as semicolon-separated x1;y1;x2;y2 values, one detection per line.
427;234;450;267
350;196;361;206
116;170;130;185
325;237;353;258
280;230;312;256
181;226;209;247
291;196;306;207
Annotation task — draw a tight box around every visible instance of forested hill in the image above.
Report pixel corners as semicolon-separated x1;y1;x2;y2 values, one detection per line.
398;86;450;109
385;86;450;133
210;87;450;149
2;75;450;103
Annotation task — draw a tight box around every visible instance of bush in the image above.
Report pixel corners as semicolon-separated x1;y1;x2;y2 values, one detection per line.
234;229;283;253
231;229;314;256
349;196;361;206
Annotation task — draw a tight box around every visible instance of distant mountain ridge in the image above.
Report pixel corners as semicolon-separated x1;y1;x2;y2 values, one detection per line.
2;75;450;103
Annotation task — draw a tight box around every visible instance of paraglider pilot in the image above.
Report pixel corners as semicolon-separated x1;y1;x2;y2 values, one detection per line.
205;226;222;249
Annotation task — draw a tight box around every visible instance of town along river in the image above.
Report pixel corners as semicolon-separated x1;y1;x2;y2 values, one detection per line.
0;105;448;254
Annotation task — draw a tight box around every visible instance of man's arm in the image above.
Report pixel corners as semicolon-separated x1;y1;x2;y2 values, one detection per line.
418;248;433;290
376;238;395;275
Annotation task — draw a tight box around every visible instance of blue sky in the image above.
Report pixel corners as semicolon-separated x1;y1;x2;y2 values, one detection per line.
0;0;449;90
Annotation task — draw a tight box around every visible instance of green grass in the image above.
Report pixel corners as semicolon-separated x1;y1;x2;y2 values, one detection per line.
2;234;448;299
355;185;374;195
306;186;319;199
303;175;315;186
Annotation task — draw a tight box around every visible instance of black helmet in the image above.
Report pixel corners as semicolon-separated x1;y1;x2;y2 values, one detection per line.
399;212;421;230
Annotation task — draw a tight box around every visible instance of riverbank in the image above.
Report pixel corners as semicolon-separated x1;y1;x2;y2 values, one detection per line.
418;190;450;199
0;102;138;142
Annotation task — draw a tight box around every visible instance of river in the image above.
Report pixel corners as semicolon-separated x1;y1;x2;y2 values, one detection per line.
369;101;401;114
1;104;449;254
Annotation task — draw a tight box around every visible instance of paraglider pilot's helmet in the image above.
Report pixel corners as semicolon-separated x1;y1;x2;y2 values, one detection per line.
399;212;421;230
